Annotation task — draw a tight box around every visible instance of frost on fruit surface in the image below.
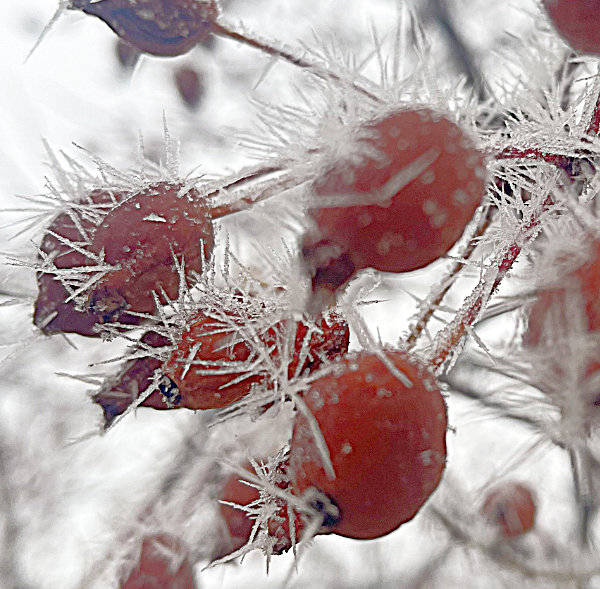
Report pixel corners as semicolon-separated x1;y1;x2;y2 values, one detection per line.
8;0;600;588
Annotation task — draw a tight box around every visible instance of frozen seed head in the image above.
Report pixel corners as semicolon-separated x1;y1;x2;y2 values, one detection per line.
302;107;487;309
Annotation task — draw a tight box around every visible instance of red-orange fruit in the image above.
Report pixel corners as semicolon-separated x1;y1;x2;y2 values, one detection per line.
122;534;195;589
217;462;303;558
544;0;600;55
302;108;486;302
290;350;447;540
78;0;219;57
482;481;536;538
525;238;600;376
163;311;350;410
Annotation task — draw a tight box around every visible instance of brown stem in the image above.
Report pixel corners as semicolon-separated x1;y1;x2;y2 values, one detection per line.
406;205;493;350
212;20;383;104
428;194;553;369
207;166;313;220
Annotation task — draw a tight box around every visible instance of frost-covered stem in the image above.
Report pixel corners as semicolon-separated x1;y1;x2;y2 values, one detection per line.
212;20;383;104
586;88;600;136
497;147;572;169
428;195;552;370
406;205;493;350
208;166;310;219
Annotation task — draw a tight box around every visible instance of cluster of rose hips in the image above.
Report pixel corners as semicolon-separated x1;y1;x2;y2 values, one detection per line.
28;0;600;585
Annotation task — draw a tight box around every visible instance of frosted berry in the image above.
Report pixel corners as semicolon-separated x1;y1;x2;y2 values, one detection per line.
34;182;214;336
217;461;303;558
77;0;219;57
544;0;600;55
302;108;486;304
289;349;447;540
163;310;350;410
482;481;536;538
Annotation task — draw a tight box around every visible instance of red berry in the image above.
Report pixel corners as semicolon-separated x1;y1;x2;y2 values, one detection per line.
174;66;205;110
34;189;141;336
163;310;349;410
302;108;486;302
34;182;214;335
289;349;447;540
217;461;303;558
544;0;600;54
122;534;195;589
78;0;219;57
88;182;213;319
525;238;600;377
482;482;536;538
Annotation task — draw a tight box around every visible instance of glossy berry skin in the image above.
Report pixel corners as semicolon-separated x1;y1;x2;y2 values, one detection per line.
217;462;303;558
77;0;219;57
302;108;486;301
174;66;205;110
482;482;536;538
93;331;177;428
163;311;350;410
290;350;447;540
121;534;195;589
544;0;600;55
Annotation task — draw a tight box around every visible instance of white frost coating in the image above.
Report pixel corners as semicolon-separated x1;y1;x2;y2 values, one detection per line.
142;213;168;223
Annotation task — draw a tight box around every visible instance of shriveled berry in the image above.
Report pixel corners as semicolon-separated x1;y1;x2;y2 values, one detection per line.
303;108;486;304
78;0;219;57
34;181;214;336
290;349;447;540
93;331;176;427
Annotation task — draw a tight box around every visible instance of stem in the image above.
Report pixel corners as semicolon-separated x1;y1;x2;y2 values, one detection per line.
428;194;552;369
497;147;573;169
207;165;314;220
406;205;493;350
212;20;383;104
